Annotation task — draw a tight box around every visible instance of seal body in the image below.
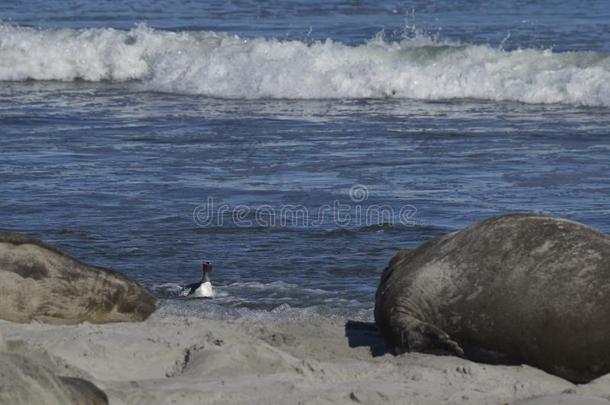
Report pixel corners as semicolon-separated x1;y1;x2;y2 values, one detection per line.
0;352;108;405
0;232;158;324
375;214;610;382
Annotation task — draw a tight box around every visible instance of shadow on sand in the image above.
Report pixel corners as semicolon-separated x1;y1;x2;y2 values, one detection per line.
344;320;388;357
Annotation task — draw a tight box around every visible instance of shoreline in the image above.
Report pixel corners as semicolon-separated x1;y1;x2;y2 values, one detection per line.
3;312;609;404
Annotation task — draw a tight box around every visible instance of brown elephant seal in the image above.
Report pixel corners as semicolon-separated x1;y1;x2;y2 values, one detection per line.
375;213;610;382
0;231;158;324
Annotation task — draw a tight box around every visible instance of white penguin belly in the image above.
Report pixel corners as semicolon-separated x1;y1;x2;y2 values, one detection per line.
193;281;215;298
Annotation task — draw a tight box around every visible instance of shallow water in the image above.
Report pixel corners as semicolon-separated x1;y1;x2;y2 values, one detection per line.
1;1;609;320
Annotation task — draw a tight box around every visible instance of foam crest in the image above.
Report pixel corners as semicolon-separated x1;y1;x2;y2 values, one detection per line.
1;24;609;106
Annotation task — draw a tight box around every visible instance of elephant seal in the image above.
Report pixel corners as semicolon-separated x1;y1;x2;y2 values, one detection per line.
375;213;610;382
0;352;108;405
0;231;158;324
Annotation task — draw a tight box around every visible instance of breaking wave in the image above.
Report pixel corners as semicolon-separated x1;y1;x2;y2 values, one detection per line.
2;23;610;106
152;281;373;321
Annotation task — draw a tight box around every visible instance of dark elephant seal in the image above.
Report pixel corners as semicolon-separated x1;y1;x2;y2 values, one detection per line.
375;214;610;382
0;231;158;324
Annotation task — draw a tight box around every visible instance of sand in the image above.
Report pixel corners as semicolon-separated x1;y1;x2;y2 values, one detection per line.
1;313;610;405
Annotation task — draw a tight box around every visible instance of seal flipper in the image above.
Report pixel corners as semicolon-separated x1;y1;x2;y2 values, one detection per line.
392;315;464;357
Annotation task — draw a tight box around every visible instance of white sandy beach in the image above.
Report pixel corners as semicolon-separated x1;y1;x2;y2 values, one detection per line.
2;312;610;405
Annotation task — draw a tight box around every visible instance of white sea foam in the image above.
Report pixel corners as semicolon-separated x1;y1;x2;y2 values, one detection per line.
157;299;374;322
2;24;609;106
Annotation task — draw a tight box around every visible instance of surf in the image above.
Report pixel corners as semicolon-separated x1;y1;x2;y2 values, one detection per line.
1;23;609;106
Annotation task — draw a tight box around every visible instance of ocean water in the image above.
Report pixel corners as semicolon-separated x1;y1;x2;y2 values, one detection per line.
1;0;609;321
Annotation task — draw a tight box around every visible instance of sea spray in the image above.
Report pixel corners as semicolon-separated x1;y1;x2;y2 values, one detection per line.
1;23;609;106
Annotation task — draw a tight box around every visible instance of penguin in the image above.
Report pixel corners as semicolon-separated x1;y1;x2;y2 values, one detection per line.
180;261;215;298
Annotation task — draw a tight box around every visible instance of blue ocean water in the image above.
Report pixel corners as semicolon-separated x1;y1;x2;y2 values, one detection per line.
1;0;609;320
